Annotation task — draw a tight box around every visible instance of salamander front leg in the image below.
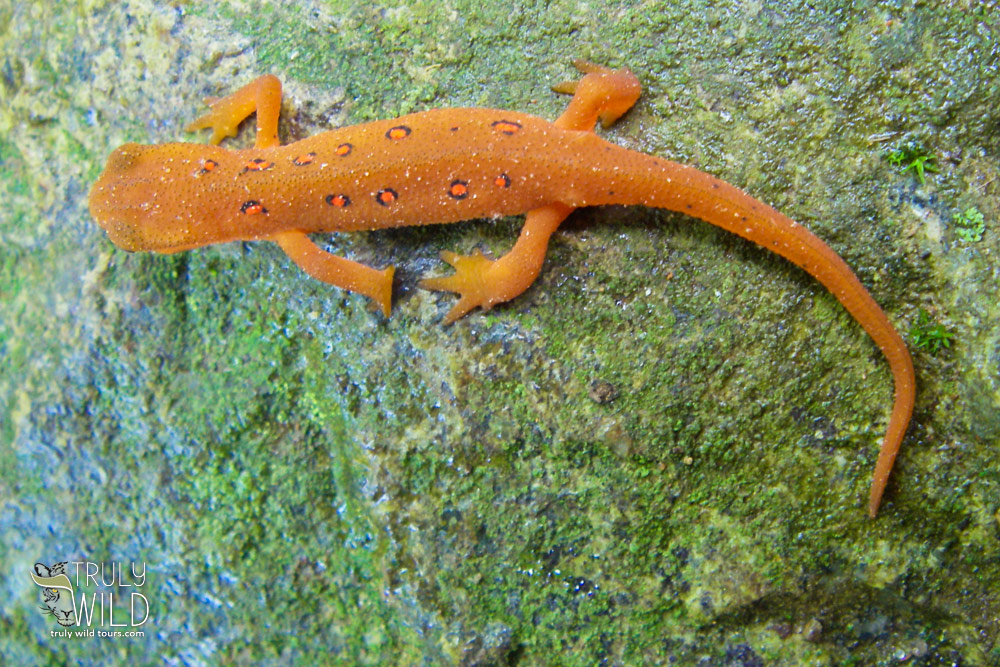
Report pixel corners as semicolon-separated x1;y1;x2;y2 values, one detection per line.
271;231;395;316
420;203;573;324
551;60;641;132
185;74;283;149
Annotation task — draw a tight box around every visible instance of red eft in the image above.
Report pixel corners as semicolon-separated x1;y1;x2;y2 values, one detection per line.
89;62;916;518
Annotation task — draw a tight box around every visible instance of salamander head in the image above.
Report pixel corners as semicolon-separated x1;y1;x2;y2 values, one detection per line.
89;142;251;253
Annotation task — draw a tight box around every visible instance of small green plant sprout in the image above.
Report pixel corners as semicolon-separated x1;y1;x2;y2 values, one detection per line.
910;308;954;354
952;206;985;243
886;145;938;184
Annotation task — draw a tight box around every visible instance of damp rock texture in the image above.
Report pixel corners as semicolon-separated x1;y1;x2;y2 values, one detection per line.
1;2;998;665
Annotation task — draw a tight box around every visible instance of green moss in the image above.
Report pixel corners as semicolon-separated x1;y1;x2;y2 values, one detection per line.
953;206;986;243
910;308;954;355
887;143;939;184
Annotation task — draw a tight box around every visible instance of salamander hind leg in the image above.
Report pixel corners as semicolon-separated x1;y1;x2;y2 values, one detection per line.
185;74;282;148
420;203;573;324
551;60;642;132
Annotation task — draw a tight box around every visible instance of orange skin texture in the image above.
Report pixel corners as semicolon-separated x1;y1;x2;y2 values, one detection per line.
89;63;915;517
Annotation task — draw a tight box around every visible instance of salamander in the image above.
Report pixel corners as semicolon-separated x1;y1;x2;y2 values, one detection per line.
89;61;916;517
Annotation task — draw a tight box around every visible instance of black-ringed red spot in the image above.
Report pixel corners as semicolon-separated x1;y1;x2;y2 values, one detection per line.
375;188;398;206
448;179;469;200
293;152;316;166
493;173;511;188
197;158;218;175
335;143;353;157
491;119;522;135
385;126;411;140
325;193;351;208
240;200;267;215
241;158;274;174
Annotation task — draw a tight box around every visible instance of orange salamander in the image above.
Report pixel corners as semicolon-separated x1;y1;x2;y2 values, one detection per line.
89;61;916;517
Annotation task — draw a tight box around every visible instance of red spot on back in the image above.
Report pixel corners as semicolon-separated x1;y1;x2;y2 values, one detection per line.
242;158;274;173
376;188;398;206
240;200;267;215
293;152;316;166
494;173;511;188
386;126;411;140
197;158;218;175
491;120;522;135
448;179;469;200
335;143;353;156
326;193;351;208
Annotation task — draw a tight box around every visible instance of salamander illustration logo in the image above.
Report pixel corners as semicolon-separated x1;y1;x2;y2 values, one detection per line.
30;562;77;627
